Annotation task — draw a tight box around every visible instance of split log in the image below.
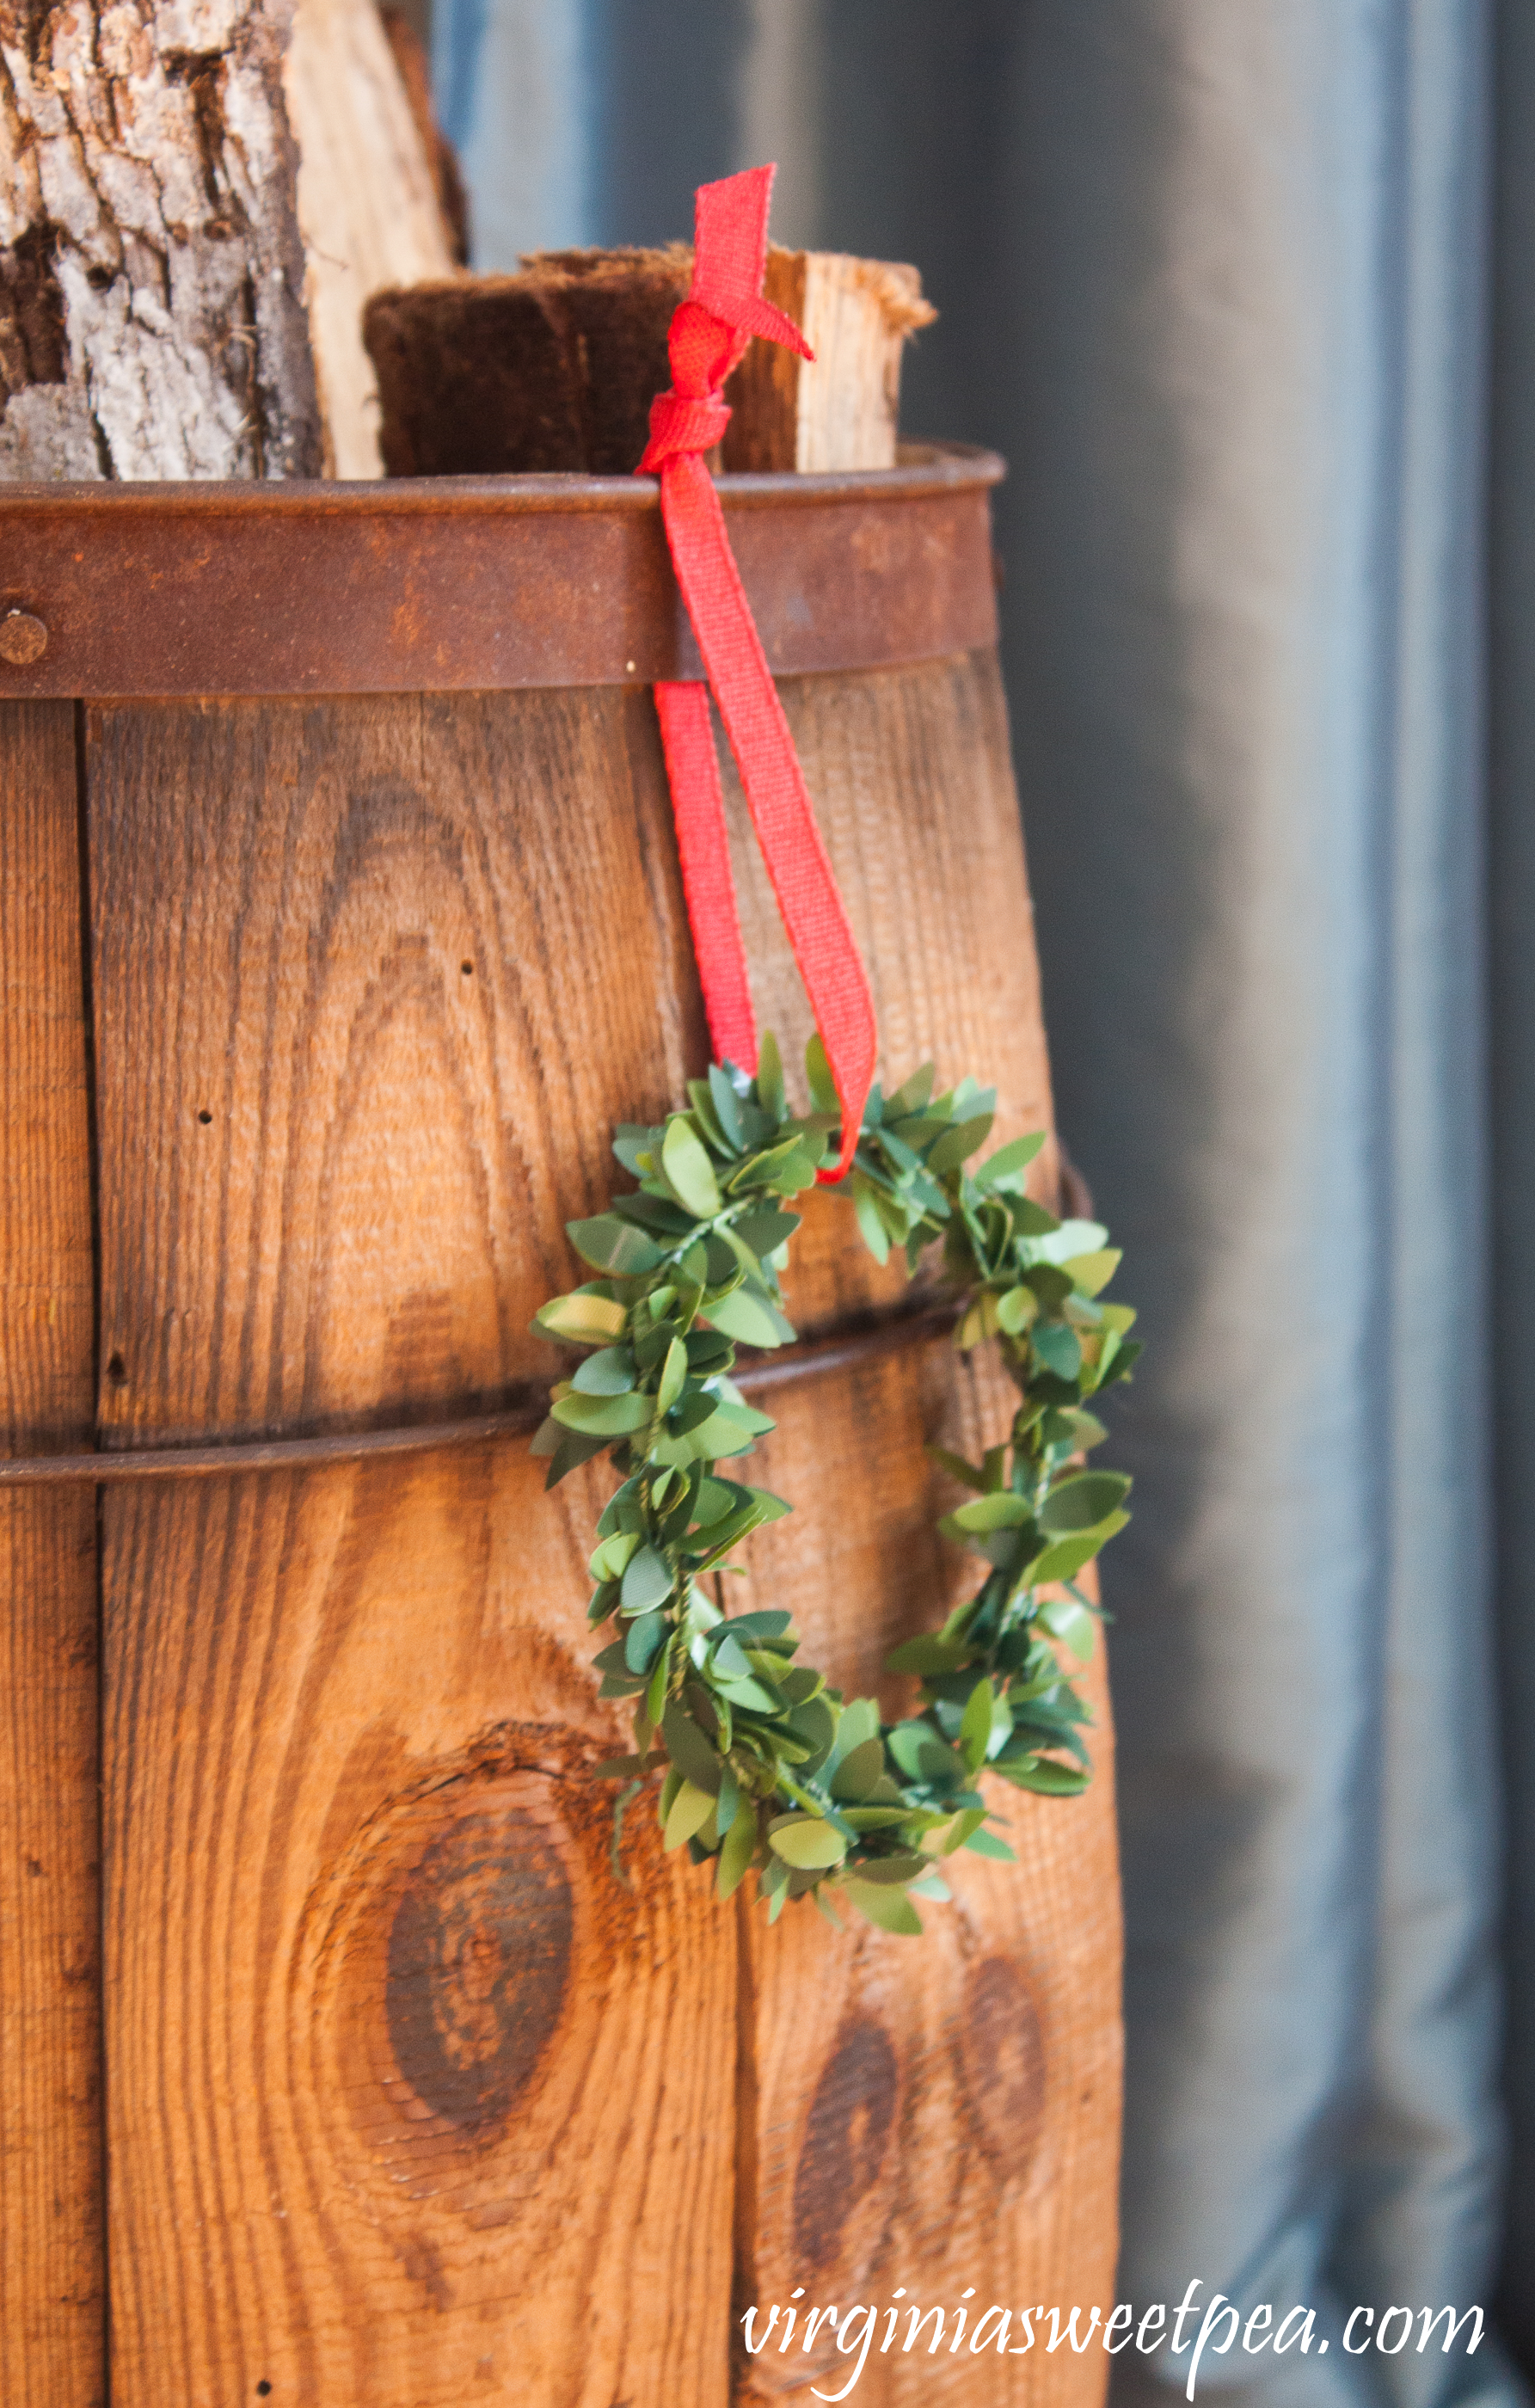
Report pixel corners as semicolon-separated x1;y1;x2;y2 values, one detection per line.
378;7;469;264
284;0;461;477
363;243;934;477
725;249;933;473
0;0;320;479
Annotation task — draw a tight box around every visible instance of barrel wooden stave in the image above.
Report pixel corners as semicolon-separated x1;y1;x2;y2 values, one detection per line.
709;652;1121;2400
723;651;1059;1335
0;702;104;2408
78;644;1119;2399
102;1453;737;2406
87;687;704;1447
734;1350;1121;2406
89;688;731;2404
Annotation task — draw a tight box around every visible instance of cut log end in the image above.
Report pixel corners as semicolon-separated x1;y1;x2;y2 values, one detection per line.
365;249;692;479
365;243;936;479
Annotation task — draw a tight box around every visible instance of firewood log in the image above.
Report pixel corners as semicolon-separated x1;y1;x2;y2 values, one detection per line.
363;243;935;478
284;0;461;477
0;0;321;479
724;249;934;471
378;7;469;266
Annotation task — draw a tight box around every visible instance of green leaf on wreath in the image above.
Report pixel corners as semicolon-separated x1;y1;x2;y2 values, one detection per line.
958;1676;998;1772
716;1797;758;1899
1040;1596;1098;1662
734;1207;801;1262
756;1029;787;1121
886;1723;968;1791
662;1117;721;1218
806;1033;840;1116
573;1345;636;1395
830;1737;886;1801
552;1389;652;1437
1023;1514;1129;1588
1063;1248;1122;1297
623;1612;668;1674
621;1543;675;1615
1037;1471;1133;1533
656;1336;689;1415
703;1287;791;1348
661;1702;723;1794
567;1214;666;1275
1031;1319;1084;1380
843;1880;924;1935
768;1815;847;1870
944;1490;1034;1536
999;1755;1090;1797
975;1132;1046;1189
664;1780;716;1850
927;1113;994;1174
534;1290;628;1345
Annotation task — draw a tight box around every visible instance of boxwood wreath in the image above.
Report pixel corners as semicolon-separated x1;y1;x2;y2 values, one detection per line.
532;1035;1139;1936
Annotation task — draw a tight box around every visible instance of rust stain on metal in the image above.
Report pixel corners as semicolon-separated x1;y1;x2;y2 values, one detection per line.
0;444;1001;697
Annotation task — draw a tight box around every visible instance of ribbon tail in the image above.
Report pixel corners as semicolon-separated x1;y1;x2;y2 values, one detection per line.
659;454;877;1179
654;680;758;1076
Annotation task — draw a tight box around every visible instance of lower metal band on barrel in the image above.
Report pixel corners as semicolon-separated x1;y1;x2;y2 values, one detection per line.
0;1299;961;1488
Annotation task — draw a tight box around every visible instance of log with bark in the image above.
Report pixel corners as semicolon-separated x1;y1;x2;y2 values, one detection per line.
0;0;464;482
0;0;322;479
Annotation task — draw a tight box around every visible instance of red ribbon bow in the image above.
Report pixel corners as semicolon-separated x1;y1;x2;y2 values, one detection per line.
638;165;878;1181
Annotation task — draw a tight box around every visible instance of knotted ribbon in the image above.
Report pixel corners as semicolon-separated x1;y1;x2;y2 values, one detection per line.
638;166;877;1181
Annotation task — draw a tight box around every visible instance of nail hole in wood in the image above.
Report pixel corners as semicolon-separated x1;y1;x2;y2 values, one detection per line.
460;961;473;976
197;1108;212;1124
256;2386;272;2398
106;1352;126;1386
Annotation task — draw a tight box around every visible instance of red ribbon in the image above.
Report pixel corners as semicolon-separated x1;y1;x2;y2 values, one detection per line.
638;165;877;1182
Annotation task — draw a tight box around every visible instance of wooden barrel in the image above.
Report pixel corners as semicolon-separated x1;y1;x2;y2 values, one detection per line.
0;446;1121;2407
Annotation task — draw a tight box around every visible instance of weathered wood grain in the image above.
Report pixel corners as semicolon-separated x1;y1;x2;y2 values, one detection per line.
0;700;103;2408
724;250;935;476
722;649;1121;2408
89;689;701;1447
728;648;1061;1330
286;0;459;478
732;1353;1120;2408
90;690;732;2405
85;653;1121;2403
